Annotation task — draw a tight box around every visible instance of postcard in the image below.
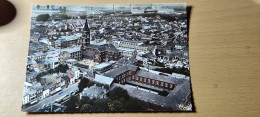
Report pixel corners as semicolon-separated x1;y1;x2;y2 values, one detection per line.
22;3;193;112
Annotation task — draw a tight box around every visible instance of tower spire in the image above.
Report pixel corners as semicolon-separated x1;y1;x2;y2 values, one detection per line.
81;18;90;51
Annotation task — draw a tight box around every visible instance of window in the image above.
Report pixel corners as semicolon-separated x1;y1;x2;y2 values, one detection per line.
165;83;168;87
152;80;154;84
170;84;173;88
136;77;139;80
161;82;164;86
144;78;146;82
140;77;142;81
132;76;135;80
156;81;159;85
148;79;150;83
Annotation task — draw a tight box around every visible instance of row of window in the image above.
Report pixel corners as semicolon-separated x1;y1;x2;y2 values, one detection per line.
117;72;130;81
132;76;173;88
115;72;174;89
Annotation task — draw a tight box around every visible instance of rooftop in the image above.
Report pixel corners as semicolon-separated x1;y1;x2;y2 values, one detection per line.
85;44;119;53
60;35;78;41
136;70;186;84
104;65;137;78
62;46;81;53
66;59;78;62
81;85;106;99
93;61;115;69
94;74;114;86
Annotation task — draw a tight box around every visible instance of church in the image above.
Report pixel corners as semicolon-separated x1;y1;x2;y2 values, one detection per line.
80;19;121;63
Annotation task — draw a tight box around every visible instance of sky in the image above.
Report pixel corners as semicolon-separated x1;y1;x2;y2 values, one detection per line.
32;3;186;11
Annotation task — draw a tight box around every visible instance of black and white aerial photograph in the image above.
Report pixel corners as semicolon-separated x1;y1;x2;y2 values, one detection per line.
22;3;193;112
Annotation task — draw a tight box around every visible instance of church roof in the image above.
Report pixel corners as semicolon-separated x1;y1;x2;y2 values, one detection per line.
82;50;95;57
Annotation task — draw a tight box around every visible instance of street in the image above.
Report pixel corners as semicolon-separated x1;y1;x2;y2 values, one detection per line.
22;83;79;112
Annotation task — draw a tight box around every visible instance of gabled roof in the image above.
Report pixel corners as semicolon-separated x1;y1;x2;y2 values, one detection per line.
84;71;94;78
104;44;119;52
82;85;106;98
26;71;39;78
44;83;54;90
117;57;137;65
94;74;114;86
71;67;79;72
67;73;74;79
29;42;48;48
129;57;138;63
30;34;41;39
27;58;37;65
82;51;95;57
142;51;156;58
61;75;70;81
104;65;137;78
51;73;66;79
165;80;191;110
32;52;45;57
93;61;115;69
136;70;186;84
62;46;81;53
79;68;87;73
32;83;43;90
85;44;119;53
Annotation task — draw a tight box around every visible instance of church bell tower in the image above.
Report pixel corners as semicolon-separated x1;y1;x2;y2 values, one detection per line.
81;18;90;51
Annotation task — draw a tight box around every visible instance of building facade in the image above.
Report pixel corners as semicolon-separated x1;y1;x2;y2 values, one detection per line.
104;65;176;91
81;19;121;63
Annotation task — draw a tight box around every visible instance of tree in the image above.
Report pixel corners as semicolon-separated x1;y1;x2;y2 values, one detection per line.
107;87;129;101
35;72;47;82
36;14;50;21
79;96;95;107
124;97;143;111
106;87;146;111
108;100;125;111
47;69;55;74
92;99;109;111
50;14;57;19
87;81;95;88
59;14;71;19
95;83;109;90
55;64;69;73
78;78;89;93
80;104;92;112
64;95;79;112
80;15;87;19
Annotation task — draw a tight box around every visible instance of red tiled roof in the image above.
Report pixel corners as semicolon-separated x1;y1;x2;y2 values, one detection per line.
67;73;74;79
